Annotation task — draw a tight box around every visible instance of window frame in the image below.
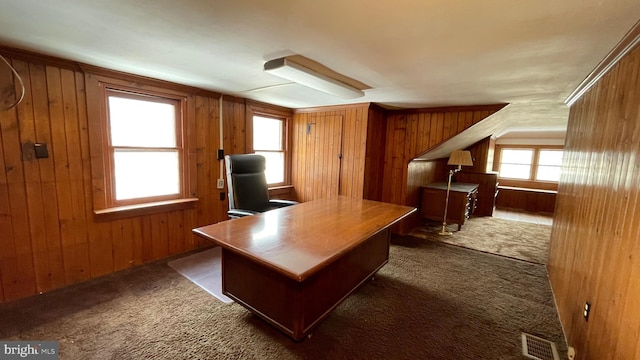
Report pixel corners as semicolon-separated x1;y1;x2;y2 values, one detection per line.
494;145;563;191
245;101;292;189
104;88;186;206
86;73;198;220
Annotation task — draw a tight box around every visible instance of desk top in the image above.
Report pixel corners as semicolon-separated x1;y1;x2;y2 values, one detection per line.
193;196;415;282
422;182;479;193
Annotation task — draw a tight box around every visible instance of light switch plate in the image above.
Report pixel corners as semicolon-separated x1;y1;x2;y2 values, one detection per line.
216;179;224;189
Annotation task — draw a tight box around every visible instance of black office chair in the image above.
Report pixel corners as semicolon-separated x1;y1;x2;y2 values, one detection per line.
224;154;298;218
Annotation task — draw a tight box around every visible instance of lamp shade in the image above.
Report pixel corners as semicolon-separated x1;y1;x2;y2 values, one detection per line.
447;150;473;166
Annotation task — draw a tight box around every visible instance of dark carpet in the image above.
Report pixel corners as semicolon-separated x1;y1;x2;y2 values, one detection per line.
0;237;566;359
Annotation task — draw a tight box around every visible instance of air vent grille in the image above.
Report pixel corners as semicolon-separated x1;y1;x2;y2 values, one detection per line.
522;333;560;360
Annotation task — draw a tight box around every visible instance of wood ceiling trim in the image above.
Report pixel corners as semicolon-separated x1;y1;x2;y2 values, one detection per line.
565;19;640;106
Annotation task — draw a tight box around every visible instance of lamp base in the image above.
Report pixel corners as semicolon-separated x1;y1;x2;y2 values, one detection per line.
438;224;452;236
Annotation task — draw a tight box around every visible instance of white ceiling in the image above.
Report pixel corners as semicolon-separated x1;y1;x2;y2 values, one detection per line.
1;0;639;137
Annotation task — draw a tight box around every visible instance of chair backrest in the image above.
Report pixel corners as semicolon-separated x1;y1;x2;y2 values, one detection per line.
225;154;271;212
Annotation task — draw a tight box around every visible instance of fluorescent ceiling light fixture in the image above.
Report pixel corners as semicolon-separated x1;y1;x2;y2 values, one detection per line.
264;57;365;99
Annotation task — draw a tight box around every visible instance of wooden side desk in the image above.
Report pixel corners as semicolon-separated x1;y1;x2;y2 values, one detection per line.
192;196;415;341
420;182;479;230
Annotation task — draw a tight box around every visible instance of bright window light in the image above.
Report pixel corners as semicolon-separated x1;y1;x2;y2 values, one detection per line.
107;92;182;202
113;150;180;200
499;149;533;179
253;115;285;185
256;151;284;184
253;116;283;151
108;97;177;147
536;150;563;181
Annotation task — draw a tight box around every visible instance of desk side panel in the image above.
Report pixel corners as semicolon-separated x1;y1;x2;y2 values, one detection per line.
301;228;390;333
223;250;300;338
222;228;390;341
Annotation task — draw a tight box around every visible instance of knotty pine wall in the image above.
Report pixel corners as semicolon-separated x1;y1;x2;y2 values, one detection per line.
547;43;640;359
291;104;373;202
384;107;501;233
496;187;556;213
0;49;246;303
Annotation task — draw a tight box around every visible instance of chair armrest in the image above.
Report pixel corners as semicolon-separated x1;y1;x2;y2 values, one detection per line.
228;209;260;218
269;199;299;208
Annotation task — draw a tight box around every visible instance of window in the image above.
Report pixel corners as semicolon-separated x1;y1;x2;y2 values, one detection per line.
536;150;563;181
105;89;185;206
497;146;564;184
498;149;534;180
246;101;291;188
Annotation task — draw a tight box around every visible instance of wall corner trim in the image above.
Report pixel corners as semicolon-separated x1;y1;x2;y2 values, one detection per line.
565;19;640;106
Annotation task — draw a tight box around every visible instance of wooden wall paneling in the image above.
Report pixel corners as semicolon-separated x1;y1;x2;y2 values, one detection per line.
31;62;66;291
195;95;212;224
449;112;459;138
405;160;440;230
47;65;91;282
185;95;198;201
140;215;153;262
340;108;358;197
325;114;343;199
326;114;339;198
316;113;329;199
362;106;387;201
352;106;368;197
442;112;451;140
340;109;358;196
382;114;406;205
131;217;144;265
4;58;40;299
548;41;640;360
291;104;372;203
0;183;15;302
168;211;185;256
84;73;108;211
466;136;491;173
428;113;438;148
111;220;125;271
0;102;7;302
418;112;432;154
12;59;53;294
495;187;556;213
307;113;318;201
592;48;639;359
61;67;92;283
151;212;170;260
382;107;501;234
290;113;303;201
0;98;36;300
0;50;242;302
72;68;94;281
292;112;344;202
612;46;640;358
223;98;246;156
302;113;314;201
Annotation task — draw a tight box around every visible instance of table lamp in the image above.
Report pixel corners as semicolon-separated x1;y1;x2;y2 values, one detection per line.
439;150;474;236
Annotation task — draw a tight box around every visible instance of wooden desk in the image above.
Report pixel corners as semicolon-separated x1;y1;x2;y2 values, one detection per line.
192;196;415;341
420;182;479;230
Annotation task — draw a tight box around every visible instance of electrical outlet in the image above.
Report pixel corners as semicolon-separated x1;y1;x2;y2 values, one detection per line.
583;301;591;321
216;179;224;189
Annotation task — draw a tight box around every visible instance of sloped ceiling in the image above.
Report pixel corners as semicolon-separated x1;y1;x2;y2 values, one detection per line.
0;0;639;136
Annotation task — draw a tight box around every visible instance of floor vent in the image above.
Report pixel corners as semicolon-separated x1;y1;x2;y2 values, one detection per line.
522;333;560;360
